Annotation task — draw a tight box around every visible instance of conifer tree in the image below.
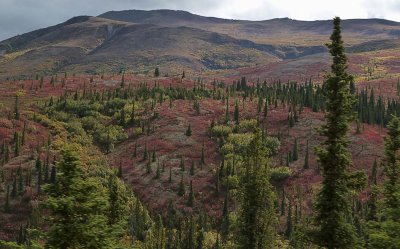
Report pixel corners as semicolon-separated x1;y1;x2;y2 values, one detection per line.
14;93;20;120
221;191;230;242
234;101;240;125
187;180;195;207
190;161;195;176
304;140;309;169
45;148;115;248
178;173;185;196
155;67;160;77
367;116;400;247
285;199;293;238
21;121;26;146
180;156;185;172
185;124;192;136
292;138;298;161
37;159;42;195
152;149;157;162
17;167;23;195
50;165;57;183
314;17;358;249
4;185;10;212
117;163;123;178
215;168;220;196
237;129;276;249
169;167;172;183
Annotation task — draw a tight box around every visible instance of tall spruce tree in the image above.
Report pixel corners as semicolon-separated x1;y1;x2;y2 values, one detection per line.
45;148;115;248
237;129;276;249
314;17;359;249
367;116;400;247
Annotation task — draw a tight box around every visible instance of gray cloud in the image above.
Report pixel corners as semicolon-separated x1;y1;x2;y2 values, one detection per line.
0;0;399;41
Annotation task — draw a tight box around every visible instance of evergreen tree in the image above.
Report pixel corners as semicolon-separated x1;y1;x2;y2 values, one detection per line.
14;132;20;157
107;175;128;231
285;199;293;238
185;124;192;136
314;17;358;249
292;138;298;161
4;185;10;212
180;156;185;172
45;148;116;248
17;167;23;195
14;93;20;120
50;165;57;183
37;159;42;195
155;67;160;77
178;173;185;196
234;101;240;125
304;140;309;169
169;167;172;183
367;116;400;247
187;180;195;207
11;177;17;198
237;129;276;249
190;161;195;176
221;191;230;242
117;163;123;178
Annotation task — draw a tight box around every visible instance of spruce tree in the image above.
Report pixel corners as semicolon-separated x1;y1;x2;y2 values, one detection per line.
14;93;20;120
178;173;185;196
185;124;192;136
180;156;185;172
45;148;115;248
154;67;160;77
50;165;57;183
4;185;10;212
304;140;309;169
367;117;400;247
234;101;240;125
190;161;195;176
314;17;358;249
285;199;293;238
237;129;276;249
187;180;195;207
292;138;298;161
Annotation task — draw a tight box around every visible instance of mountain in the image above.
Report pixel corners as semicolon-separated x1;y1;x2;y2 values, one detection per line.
0;9;399;79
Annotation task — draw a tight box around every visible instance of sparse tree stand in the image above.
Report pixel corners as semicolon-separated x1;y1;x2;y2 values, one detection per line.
314;17;358;249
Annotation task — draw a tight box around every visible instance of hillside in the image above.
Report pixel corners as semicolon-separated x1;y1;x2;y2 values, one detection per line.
1;11;400;248
0;10;399;79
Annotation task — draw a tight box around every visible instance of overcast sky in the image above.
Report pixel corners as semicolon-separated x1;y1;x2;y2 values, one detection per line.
1;0;399;41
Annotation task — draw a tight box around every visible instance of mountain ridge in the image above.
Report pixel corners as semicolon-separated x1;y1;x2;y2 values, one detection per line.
0;9;399;79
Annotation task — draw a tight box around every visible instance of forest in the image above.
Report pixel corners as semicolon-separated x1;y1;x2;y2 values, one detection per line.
0;17;399;249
